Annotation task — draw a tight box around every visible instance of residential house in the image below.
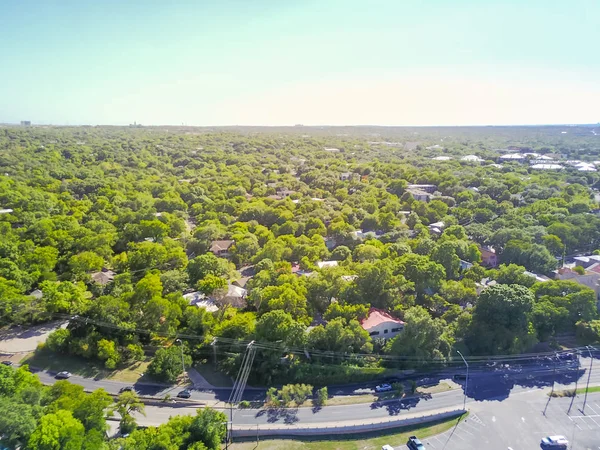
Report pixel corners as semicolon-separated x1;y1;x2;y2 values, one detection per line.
29;289;43;299
316;260;339;269
461;155;484;163
475;278;497;295
90;269;116;286
233;277;252;289
209;240;235;257
530;164;563;171
499;154;525;162
340;172;353;181
340;274;358;282
407;184;437;193
428;221;445;235
351;229;379;240
214;284;247;308
523;271;551;283
556;267;600;306
406;188;433;202
277;188;296;197
479;246;498;267
360;308;405;339
459;260;474;271
183;291;219;312
573;255;600;269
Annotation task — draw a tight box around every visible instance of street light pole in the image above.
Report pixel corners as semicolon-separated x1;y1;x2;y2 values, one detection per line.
582;346;594;414
456;350;469;411
175;339;186;384
568;350;580;414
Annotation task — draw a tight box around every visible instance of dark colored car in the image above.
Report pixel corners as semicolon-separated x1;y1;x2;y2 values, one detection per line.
452;374;466;381
119;386;136;393
1;360;13;366
407;435;425;450
177;389;192;399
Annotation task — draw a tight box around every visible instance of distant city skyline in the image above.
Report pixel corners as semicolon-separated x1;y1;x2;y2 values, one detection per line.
1;0;599;126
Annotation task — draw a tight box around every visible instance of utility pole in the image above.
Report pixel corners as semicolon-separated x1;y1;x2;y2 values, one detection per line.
175;339;186;384
568;350;580;414
544;352;559;416
211;338;217;366
227;341;256;447
582;346;594;414
456;350;469;411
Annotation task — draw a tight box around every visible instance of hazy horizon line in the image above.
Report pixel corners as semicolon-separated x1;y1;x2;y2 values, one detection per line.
2;122;599;128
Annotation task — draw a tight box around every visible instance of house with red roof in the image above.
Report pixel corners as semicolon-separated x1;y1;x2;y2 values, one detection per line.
360;308;405;339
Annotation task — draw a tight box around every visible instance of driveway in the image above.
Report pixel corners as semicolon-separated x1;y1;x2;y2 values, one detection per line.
0;321;67;353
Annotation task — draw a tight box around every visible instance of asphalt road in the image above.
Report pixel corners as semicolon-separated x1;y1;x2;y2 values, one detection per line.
32;356;600;405
386;392;600;450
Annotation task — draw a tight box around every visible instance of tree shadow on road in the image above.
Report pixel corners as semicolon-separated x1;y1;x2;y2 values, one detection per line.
461;366;585;402
370;395;423;415
262;407;299;424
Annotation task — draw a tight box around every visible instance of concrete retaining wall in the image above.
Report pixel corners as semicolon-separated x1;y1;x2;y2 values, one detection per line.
231;408;465;438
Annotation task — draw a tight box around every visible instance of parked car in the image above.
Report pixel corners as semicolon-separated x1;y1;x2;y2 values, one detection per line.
119;386;136;393
375;383;392;393
407;435;425;450
541;436;568;448
1;360;13;366
452;374;466;381
381;445;394;450
55;371;72;379
177;389;192;399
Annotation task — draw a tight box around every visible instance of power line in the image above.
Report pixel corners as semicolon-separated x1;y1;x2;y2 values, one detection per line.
36;312;600;365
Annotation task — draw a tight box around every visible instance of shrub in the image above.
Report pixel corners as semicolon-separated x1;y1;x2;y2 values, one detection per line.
314;387;328;407
392;382;404;397
576;320;600;344
147;345;192;383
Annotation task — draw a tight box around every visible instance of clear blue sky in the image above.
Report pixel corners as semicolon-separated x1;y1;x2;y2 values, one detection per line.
1;0;599;126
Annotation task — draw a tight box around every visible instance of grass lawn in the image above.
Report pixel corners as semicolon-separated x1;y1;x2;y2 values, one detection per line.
550;385;600;397
21;350;152;383
195;362;233;387
419;382;454;395
230;413;468;450
106;360;151;382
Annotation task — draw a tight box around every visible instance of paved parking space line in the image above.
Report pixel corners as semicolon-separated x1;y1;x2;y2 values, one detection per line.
459;420;481;434
583;414;600;428
456;426;475;437
574;416;594;430
448;430;466;442
426;436;444;448
583;403;600;425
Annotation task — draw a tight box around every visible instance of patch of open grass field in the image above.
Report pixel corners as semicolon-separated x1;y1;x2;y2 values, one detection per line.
230;413;468;450
550;385;600;397
21;349;152;383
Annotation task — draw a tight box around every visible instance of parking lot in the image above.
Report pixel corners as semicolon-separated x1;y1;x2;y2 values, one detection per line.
391;391;600;450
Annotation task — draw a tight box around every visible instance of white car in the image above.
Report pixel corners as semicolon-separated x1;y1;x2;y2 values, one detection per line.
382;445;394;450
55;371;72;379
375;383;392;392
541;435;568;448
